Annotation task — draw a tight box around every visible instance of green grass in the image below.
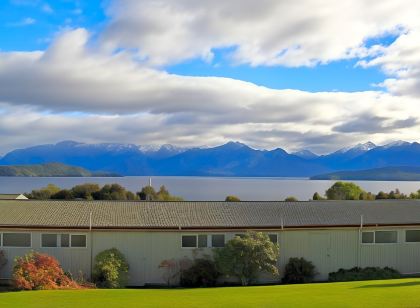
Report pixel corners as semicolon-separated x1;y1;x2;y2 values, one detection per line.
2;278;420;308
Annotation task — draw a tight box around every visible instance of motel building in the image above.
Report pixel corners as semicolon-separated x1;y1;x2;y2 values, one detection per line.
1;199;420;286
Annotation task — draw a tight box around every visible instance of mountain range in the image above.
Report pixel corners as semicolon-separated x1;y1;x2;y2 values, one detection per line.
0;140;419;177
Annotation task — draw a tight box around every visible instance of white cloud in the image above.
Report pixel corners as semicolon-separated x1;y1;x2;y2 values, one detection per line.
7;17;36;27
0;29;419;154
41;4;53;14
1;1;420;153
101;0;419;67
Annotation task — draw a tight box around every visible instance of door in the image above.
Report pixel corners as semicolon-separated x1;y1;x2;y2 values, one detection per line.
309;232;332;280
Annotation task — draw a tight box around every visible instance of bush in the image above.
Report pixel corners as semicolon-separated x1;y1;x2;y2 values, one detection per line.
13;252;80;290
92;248;129;288
225;195;241;202
214;232;279;286
328;267;400;282
282;257;317;284
180;258;220;287
284;196;298;202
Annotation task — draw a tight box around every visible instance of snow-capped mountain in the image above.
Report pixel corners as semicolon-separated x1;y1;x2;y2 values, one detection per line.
0;140;418;176
292;149;319;159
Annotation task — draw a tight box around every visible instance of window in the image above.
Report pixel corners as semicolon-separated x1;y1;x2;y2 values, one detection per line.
182;235;197;248
198;235;207;248
361;231;397;244
406;230;420;243
375;231;397;243
362;232;374;244
61;234;70;247
71;235;87;248
42;234;58;247
268;234;278;244
3;233;31;247
211;234;225;247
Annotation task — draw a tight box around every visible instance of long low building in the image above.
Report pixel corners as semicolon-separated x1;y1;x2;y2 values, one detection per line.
1;199;420;285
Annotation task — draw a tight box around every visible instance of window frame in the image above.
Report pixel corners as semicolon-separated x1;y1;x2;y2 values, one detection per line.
181;234;227;249
181;234;199;249
268;233;278;244
1;232;32;248
40;233;59;248
361;230;398;245
361;231;375;244
405;230;420;243
211;234;225;248
70;234;88;248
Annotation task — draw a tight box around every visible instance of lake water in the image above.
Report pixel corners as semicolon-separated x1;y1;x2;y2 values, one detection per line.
0;176;419;201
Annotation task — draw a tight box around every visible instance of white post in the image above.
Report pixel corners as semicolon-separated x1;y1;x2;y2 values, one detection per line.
89;211;92;231
149;177;152;187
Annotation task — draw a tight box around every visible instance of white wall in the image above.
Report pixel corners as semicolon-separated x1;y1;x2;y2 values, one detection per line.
2;227;420;285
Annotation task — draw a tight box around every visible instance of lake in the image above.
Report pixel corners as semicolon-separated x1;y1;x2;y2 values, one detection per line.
0;176;419;201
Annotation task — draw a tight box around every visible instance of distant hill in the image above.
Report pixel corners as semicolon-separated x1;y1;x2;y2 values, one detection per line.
0;162;119;177
0;140;419;177
311;166;420;181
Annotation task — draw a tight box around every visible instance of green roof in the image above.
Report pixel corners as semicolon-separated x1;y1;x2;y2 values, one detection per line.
1;200;420;230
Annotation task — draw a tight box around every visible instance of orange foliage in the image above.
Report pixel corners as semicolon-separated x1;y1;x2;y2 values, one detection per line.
13;251;81;290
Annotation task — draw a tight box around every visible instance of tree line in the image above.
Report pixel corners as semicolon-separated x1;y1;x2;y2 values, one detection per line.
225;182;420;202
26;183;183;201
313;181;420;201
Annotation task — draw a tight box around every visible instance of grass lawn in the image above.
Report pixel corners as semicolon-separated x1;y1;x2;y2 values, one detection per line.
1;278;420;308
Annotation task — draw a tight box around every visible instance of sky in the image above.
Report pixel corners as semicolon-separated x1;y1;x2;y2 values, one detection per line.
0;0;419;155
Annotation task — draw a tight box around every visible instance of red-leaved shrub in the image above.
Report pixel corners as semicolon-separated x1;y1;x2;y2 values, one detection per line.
13;251;81;290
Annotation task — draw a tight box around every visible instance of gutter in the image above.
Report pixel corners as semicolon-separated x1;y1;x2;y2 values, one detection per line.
2;223;420;231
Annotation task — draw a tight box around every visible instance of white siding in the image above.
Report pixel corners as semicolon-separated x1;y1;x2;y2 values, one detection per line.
1;227;420;285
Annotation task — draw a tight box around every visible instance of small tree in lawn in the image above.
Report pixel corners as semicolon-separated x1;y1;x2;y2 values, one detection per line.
214;232;279;286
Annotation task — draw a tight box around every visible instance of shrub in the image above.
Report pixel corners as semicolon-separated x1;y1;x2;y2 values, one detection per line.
328;267;400;282
159;259;181;286
225;195;241;202
214;232;279;286
284;196;298;202
92;248;129;288
13;251;80;290
180;258;220;287
312;192;325;200
282;257;317;284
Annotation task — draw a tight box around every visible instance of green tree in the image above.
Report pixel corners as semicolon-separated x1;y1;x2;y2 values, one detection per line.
312;192;324;200
51;189;73;200
410;190;420;199
27;184;61;199
359;191;375;201
93;183;136;200
376;191;389;199
284;196;298;202
138;185;183;201
138;186;157;201
214;232;279;286
325;182;365;200
70;183;100;200
225;195;241;202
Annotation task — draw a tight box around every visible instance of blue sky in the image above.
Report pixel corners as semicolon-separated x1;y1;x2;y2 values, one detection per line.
0;0;106;50
0;0;418;154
